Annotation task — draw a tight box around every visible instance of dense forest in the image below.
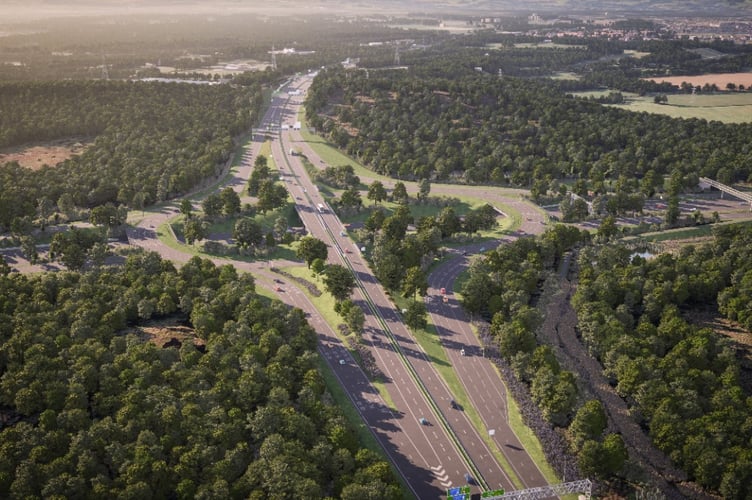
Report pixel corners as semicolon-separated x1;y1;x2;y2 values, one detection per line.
306;66;752;191
572;225;752;498
0;252;401;498
0;79;264;230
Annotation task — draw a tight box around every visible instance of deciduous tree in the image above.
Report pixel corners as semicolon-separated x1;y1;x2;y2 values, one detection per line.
367;181;387;205
323;264;355;302
296;236;328;268
233;218;263;249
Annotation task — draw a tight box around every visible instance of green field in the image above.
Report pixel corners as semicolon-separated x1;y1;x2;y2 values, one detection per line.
573;90;752;123
512;42;586;50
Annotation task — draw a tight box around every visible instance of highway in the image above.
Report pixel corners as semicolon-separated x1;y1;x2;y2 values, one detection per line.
123;72;554;497
270;79;513;495
123;77;495;497
273;74;550;492
282;75;547;489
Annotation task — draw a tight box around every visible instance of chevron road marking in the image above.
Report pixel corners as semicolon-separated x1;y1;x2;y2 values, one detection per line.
431;465;452;488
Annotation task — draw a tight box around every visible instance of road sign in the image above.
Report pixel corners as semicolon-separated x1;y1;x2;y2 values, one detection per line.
447;485;471;499
481;488;505;498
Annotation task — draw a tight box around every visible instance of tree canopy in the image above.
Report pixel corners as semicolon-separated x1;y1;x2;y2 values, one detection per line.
0;80;263;230
0;252;402;498
296;236;328;268
306;64;752;193
572;224;752;497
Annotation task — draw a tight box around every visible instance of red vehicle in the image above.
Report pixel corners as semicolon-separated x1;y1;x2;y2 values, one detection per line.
440;287;446;295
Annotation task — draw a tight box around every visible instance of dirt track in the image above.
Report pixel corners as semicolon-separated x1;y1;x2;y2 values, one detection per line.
539;253;716;500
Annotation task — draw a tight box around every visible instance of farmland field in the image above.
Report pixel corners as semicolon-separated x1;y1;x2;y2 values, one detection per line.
571;90;752;123
646;72;752;89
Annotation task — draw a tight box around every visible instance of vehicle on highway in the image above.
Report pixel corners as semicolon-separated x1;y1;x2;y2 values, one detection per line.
317;203;325;213
419;417;428;425
464;473;474;485
460;349;465;356
450;399;458;409
339;359;346;365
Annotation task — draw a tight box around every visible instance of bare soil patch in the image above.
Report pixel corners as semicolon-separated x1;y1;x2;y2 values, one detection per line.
126;318;205;350
0;138;91;170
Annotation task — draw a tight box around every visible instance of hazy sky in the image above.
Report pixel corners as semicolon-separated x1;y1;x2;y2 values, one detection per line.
0;1;335;23
1;0;750;24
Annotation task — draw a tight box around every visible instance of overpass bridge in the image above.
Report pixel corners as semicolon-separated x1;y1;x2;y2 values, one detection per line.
699;177;752;210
